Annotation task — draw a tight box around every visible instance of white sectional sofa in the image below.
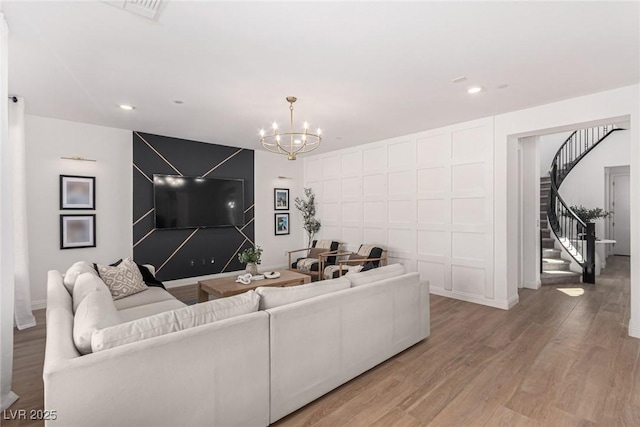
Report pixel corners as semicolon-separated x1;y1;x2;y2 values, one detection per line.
44;263;429;426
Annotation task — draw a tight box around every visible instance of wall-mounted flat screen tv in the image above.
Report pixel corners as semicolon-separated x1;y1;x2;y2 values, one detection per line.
154;174;245;229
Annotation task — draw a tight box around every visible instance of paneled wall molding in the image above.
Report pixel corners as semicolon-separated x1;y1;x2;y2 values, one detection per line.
305;116;504;309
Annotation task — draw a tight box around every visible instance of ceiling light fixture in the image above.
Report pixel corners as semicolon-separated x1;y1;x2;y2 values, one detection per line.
119;104;135;110
467;86;483;94
260;96;321;160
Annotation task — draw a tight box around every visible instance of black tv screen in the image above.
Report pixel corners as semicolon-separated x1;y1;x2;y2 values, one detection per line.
154;175;245;229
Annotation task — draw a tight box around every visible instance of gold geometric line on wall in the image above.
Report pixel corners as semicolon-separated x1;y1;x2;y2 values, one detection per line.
221;238;247;273
133;208;154;226
240;217;254;231
234;226;254;246
134;131;183;176
133;228;155;248
244;204;255;214
133;163;153;183
201;149;243;178
156;228;199;273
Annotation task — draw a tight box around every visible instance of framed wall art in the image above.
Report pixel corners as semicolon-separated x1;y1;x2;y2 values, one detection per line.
60;214;96;249
274;188;289;210
60;175;95;210
275;213;290;235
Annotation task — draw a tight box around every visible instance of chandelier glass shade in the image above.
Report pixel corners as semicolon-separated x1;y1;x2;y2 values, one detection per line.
260;96;321;160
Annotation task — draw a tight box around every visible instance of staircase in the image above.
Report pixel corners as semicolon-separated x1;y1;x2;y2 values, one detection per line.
543;124;623;285
540;176;581;285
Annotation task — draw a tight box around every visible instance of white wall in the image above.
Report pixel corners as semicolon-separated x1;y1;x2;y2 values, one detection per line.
0;9;18;411
305;117;502;308
494;84;639;339
25;115;133;308
539;131;573;176
254;150;304;269
519;136;540;289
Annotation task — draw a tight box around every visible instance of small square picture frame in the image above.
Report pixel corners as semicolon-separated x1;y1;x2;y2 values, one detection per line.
275;213;290;235
274;188;289;210
60;214;96;249
60;175;95;210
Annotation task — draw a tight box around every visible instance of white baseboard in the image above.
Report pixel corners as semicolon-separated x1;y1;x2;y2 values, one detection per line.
163;264;287;289
524;280;541;290
629;323;640;339
32;299;46;311
429;288;519;310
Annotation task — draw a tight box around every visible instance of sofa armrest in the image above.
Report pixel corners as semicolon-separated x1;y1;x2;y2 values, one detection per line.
44;311;270;427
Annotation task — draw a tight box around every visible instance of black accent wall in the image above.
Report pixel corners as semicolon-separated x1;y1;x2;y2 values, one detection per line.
133;132;254;281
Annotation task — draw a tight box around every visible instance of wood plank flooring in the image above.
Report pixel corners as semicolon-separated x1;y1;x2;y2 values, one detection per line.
4;256;638;426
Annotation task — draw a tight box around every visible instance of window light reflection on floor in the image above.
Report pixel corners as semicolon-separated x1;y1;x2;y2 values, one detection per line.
557;288;584;297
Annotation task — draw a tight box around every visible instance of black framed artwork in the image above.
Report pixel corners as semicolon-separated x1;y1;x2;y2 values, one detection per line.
60;214;96;249
275;213;290;235
60;175;95;210
274;188;289;210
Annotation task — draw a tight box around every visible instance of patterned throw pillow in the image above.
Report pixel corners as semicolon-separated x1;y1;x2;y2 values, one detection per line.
97;258;148;300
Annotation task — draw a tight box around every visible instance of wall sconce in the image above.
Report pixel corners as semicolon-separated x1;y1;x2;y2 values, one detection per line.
60;156;97;162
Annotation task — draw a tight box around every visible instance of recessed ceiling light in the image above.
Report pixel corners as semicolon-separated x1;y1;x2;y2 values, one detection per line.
467;86;483;94
119;104;135;110
452;76;467;83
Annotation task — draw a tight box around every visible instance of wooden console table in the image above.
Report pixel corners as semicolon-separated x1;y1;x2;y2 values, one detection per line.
197;269;311;302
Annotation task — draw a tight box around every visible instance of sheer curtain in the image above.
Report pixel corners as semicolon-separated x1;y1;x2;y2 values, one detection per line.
9;96;35;330
0;10;19;411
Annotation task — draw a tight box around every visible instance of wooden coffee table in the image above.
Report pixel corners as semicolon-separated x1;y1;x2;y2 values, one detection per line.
197;269;311;302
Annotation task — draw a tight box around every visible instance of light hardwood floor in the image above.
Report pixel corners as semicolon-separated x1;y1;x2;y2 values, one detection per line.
5;256;638;426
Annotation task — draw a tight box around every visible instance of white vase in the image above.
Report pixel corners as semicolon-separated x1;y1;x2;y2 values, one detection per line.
246;262;258;276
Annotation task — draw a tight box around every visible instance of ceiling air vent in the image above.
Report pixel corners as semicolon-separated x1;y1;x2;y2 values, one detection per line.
104;0;163;20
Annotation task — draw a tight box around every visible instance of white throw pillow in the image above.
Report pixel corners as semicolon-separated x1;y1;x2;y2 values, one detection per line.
97;257;148;300
72;272;109;313
346;263;406;287
255;277;350;310
73;290;121;355
92;290;260;352
62;261;99;294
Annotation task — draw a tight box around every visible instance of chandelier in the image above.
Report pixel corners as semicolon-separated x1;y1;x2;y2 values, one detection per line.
260;96;322;160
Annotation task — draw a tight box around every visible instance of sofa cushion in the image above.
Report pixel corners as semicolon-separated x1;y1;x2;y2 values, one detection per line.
97;258;148;300
73;290;121;355
91;290;260;352
118;299;187;323
255;277;350;310
345;263;406;287
72;272;109;313
63;261;99;294
93;260;165;289
113;287;176;311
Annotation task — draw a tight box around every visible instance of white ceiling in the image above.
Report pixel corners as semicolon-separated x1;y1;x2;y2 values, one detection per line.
3;1;639;154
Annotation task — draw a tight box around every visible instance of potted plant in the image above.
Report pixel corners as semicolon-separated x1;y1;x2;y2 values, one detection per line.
295;188;321;247
566;205;613;240
568;205;613;223
238;245;263;275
